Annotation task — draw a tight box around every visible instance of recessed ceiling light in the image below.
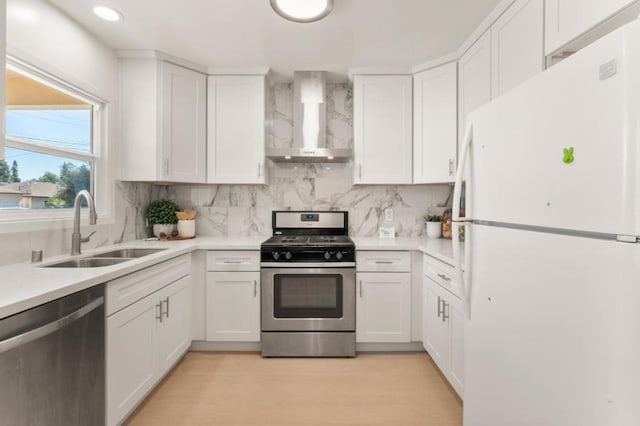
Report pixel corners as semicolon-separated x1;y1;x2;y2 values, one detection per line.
270;0;333;23
93;5;123;22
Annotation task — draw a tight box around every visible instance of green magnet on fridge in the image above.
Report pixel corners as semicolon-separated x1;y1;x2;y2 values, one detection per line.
562;147;574;164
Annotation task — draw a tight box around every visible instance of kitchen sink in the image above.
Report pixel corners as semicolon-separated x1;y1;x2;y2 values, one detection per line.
42;247;168;268
44;257;131;268
92;248;167;258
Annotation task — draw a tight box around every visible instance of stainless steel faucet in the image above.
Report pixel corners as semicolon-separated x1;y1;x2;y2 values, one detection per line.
71;190;98;255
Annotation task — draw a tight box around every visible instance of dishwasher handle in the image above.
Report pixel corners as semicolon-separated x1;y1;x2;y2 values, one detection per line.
0;296;104;354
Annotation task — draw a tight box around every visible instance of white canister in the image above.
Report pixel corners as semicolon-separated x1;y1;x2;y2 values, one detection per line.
153;223;176;237
426;221;442;239
177;220;196;238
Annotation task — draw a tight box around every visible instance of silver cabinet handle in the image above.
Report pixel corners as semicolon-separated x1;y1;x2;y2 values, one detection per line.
442;300;450;322
449;158;454;176
156;301;164;323
437;296;443;318
0;297;103;354
254;280;257;298
374;261;393;264
258;162;261;177
437;273;452;282
359;164;362;179
223;260;242;264
164;159;169;176
359;280;363;298
164;297;170;318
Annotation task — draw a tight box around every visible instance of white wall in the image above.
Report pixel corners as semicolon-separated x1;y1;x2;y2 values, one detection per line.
0;0;119;265
6;0;117;99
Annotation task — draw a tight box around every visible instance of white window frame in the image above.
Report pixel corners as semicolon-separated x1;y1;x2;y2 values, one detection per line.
0;56;111;232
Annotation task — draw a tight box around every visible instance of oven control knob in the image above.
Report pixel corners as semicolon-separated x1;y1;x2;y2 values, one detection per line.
323;251;331;261
272;251;280;260
335;251;343;260
284;251;292;260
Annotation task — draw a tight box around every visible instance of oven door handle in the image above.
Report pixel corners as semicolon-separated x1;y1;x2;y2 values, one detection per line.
261;262;356;268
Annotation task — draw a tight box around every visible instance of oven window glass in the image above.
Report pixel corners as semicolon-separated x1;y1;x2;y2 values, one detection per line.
273;274;343;318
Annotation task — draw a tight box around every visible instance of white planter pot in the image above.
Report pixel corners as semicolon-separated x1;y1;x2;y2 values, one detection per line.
177;220;196;238
152;223;176;237
426;221;442;239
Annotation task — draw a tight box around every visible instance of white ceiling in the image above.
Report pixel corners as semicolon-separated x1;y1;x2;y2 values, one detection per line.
47;0;501;80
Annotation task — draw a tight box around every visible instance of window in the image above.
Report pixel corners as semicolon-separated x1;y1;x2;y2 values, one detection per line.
1;58;105;219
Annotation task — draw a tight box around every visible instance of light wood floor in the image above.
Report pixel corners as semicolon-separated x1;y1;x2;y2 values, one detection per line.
125;352;462;426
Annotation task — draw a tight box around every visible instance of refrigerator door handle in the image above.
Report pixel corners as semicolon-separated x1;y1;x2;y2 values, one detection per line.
453;123;473;319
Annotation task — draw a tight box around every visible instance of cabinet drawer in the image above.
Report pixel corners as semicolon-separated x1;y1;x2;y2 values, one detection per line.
106;254;191;316
206;251;260;271
356;251;411;272
423;254;459;298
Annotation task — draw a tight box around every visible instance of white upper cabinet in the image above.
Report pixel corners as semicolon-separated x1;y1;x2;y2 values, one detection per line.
120;59;207;182
545;0;637;55
207;75;266;184
458;31;492;156
413;62;458;184
491;0;544;98
353;75;413;184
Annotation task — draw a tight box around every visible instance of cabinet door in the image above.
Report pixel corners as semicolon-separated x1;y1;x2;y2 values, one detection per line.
207;75;266;184
491;0;544;98
449;302;465;397
458;31;492;156
206;271;261;342
356;272;411;343
106;294;158;426
353;75;412;184
545;0;636;55
156;275;192;375
413;63;457;184
422;277;450;374
160;62;207;183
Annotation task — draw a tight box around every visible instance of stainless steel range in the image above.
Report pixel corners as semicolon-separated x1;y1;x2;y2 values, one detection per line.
261;211;356;357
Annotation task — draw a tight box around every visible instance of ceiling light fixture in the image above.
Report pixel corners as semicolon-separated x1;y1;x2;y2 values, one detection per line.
93;5;123;22
270;0;333;23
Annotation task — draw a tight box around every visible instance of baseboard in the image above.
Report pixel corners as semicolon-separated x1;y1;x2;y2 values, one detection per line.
190;340;424;353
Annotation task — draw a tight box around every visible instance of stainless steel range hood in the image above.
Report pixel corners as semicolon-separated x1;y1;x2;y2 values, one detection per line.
267;71;352;163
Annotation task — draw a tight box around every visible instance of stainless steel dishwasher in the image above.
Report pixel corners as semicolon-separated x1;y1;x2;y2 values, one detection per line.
0;285;105;425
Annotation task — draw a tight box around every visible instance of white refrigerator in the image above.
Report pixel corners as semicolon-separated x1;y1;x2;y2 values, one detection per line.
452;19;640;426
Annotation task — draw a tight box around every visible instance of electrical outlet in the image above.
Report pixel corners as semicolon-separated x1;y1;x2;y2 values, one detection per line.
384;209;393;222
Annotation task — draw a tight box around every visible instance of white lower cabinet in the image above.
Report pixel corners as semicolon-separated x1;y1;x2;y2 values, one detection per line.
156;277;192;373
205;251;261;342
106;292;157;426
106;256;192;426
422;254;464;398
206;271;260;342
356;251;411;343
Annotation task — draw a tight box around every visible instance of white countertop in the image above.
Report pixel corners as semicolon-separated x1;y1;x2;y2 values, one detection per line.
0;235;459;320
0;236;264;319
352;236;460;265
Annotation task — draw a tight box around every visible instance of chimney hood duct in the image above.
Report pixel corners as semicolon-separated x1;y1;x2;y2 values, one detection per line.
267;71;352;163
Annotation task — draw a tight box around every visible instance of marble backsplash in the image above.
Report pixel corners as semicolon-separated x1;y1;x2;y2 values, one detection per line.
115;164;452;240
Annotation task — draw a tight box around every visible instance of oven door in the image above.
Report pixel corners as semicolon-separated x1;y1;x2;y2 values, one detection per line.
261;267;355;332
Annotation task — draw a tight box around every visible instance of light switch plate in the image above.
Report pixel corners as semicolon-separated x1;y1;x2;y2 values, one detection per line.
384;209;393;222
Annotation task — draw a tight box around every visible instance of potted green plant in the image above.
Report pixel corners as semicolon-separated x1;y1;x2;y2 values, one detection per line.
425;214;442;239
147;199;179;237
